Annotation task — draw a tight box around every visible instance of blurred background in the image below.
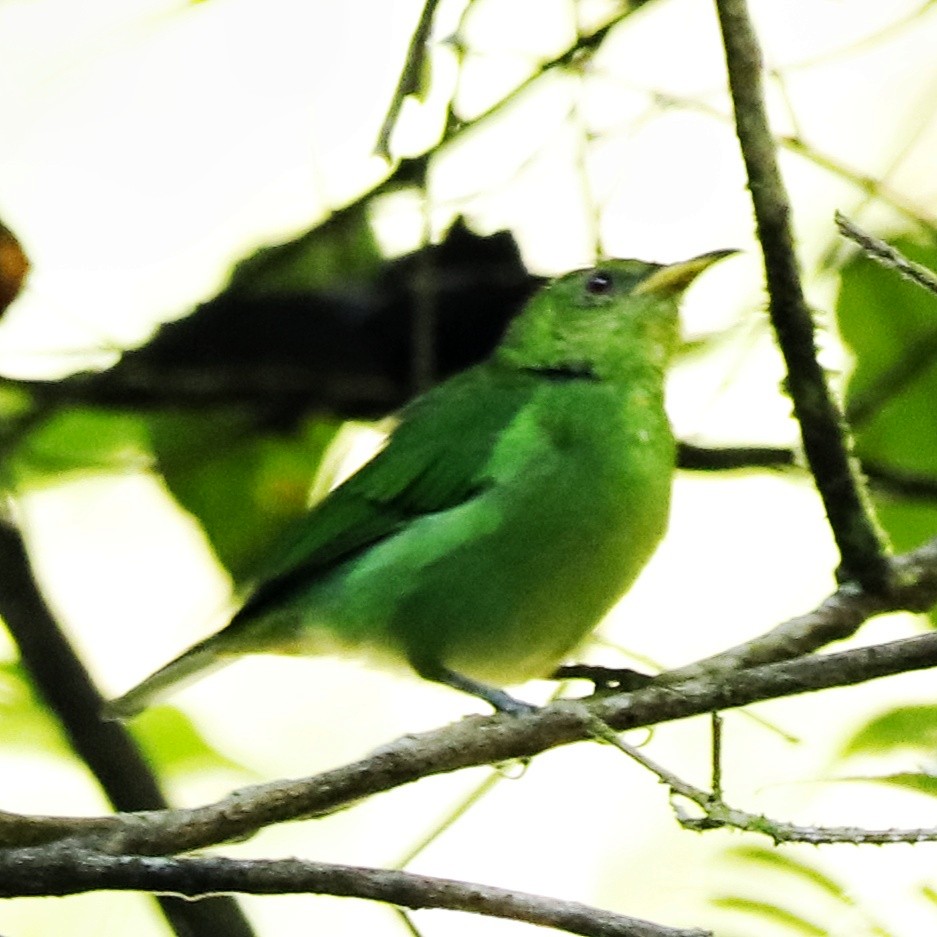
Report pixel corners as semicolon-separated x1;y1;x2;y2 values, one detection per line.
2;0;937;935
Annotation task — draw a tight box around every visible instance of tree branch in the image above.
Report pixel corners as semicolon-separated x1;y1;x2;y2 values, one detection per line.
2;534;936;862
836;212;937;296
714;0;892;591
0;846;707;937
678;442;937;500
834;213;937;428
597;723;937;846
0;519;256;937
376;0;443;158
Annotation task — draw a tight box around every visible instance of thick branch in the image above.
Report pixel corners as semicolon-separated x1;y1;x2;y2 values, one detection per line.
0;846;706;937
0;521;168;811
714;0;891;591
0;519;256;937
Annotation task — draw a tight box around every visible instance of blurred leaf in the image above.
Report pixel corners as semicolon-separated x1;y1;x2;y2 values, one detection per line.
58;215;535;422
838;237;937;560
921;884;937;908
724;846;848;901
0;381;34;422
148;411;342;582
0;661;245;777
3;402;343;586
8;407;150;487
841;772;937;797
838;704;937;759
0;660;71;756
131;706;251;777
720;845;893;937
711;897;826;937
225;201;383;299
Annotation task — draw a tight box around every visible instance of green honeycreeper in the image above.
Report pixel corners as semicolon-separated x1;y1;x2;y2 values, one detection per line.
104;250;733;719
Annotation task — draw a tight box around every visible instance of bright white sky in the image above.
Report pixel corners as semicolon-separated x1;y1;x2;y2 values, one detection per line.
2;2;937;936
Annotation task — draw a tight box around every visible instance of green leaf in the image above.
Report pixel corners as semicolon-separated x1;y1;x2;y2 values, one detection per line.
851;772;937;797
921;884;937;908
7;407;149;487
711;897;827;937
148;411;343;582
838;704;937;759
0;660;245;778
724;846;848;901
0;381;33;422
0;660;72;756
225;202;384;299
837;236;937;558
719;845;895;937
130;706;250;777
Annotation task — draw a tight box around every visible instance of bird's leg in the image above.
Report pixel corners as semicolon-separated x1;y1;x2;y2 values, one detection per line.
412;660;538;715
552;663;653;693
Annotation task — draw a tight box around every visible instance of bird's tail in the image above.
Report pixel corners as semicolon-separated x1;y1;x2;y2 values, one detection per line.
101;635;232;722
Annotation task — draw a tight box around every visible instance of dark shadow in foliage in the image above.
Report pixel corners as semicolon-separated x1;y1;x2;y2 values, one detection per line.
36;216;540;427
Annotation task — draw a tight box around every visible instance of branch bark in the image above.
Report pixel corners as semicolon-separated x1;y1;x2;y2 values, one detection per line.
0;519;256;937
714;0;892;591
2;534;936;862
0;847;707;937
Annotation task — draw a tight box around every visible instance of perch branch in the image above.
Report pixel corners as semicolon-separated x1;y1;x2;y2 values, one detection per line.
1;531;936;860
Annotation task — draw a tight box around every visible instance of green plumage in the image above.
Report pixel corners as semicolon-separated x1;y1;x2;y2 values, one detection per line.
104;251;732;719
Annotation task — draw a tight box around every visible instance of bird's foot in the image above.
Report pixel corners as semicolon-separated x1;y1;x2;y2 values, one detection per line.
552;664;654;695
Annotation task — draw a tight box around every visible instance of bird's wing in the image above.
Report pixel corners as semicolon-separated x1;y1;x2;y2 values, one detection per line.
235;365;533;618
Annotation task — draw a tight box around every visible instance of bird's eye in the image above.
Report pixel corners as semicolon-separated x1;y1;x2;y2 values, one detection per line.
585;270;613;295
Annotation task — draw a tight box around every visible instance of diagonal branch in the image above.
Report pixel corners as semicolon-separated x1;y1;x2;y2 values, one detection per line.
0;519;256;937
835;213;937;428
714;0;892;591
836;212;937;296
376;0;444;158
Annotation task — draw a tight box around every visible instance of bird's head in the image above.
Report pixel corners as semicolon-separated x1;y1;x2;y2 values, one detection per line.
497;250;736;381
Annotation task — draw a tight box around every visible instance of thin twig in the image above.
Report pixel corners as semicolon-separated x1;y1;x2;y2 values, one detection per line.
677;441;797;471
710;713;723;802
836;212;937;296
714;0;892;592
376;0;444;158
834;213;937;427
631;90;937;235
597;727;937;845
677;442;937;501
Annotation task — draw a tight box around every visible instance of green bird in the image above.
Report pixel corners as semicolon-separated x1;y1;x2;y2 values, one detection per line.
104;250;733;719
